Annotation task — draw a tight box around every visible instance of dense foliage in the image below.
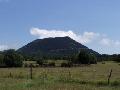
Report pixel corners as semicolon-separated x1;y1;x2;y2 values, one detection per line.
0;54;4;67
74;50;97;64
3;49;24;67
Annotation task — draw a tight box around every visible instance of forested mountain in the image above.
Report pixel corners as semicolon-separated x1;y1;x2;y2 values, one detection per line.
18;36;99;59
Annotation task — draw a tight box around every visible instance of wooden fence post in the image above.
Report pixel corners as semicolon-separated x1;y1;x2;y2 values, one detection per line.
108;69;112;85
30;63;33;79
68;71;71;79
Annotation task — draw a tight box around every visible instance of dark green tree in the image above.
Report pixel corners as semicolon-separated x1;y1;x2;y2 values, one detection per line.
75;50;97;64
89;54;97;64
36;58;44;66
112;54;120;62
3;49;24;67
0;54;4;66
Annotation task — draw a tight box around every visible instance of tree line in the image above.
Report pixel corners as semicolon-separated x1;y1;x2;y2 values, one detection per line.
0;49;119;67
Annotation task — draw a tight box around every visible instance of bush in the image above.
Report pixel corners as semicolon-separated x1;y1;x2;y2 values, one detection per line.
111;81;120;86
102;62;105;64
96;81;108;86
36;59;44;66
32;64;39;67
61;62;73;67
48;62;55;67
24;63;29;67
114;58;120;63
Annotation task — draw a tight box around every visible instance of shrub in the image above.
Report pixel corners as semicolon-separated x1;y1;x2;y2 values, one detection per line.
114;58;120;63
42;63;50;67
111;81;120;86
48;62;55;67
96;81;108;86
36;58;44;66
24;63;29;67
102;62;105;64
61;62;73;67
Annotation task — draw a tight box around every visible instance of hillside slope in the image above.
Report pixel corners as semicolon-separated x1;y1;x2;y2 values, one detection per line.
18;36;99;58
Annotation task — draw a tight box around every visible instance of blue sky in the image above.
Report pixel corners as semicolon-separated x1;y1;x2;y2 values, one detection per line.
0;0;120;54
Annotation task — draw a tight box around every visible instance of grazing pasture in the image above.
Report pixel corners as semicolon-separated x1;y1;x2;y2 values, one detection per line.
0;61;119;90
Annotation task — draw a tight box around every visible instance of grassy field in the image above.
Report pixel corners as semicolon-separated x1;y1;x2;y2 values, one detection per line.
0;61;119;90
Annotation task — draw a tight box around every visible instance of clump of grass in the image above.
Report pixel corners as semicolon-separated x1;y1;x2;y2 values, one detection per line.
8;72;13;78
22;80;34;88
48;62;56;67
102;62;105;64
111;81;120;86
38;71;49;84
70;79;92;85
2;72;13;78
15;72;25;79
78;80;91;84
57;76;92;85
118;63;120;65
96;81;108;86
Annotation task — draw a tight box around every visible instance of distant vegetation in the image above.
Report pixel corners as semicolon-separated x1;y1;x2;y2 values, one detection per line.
0;37;120;68
0;49;96;67
0;48;120;68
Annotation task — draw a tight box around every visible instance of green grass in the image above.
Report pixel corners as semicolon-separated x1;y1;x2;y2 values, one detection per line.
0;61;119;90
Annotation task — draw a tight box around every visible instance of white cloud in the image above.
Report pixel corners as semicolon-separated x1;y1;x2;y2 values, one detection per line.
0;45;8;51
30;28;99;44
100;38;120;47
100;38;111;46
114;41;120;46
78;32;100;44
